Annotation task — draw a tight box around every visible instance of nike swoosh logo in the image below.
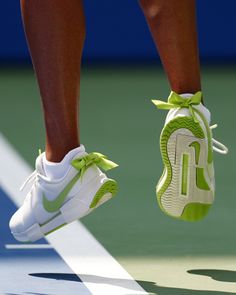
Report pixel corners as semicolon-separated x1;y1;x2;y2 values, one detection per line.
43;172;81;213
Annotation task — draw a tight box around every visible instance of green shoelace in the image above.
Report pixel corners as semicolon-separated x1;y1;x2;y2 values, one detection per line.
20;152;118;192
71;152;118;178
152;91;202;124
151;91;228;155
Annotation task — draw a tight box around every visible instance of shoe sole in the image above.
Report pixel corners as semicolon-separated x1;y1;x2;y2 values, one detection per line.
157;115;214;221
12;177;118;242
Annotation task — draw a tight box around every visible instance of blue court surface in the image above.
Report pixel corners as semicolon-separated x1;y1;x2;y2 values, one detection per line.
0;134;147;295
0;188;91;295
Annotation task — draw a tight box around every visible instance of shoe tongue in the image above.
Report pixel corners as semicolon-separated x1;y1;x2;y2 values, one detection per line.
180;93;194;99
35;145;86;179
35;153;47;176
180;93;211;124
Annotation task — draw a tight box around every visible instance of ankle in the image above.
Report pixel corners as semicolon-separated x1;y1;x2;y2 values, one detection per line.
46;143;80;163
43;145;85;179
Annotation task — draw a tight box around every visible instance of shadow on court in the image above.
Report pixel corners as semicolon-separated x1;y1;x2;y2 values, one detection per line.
29;273;80;282
137;281;236;295
29;273;236;295
188;269;236;283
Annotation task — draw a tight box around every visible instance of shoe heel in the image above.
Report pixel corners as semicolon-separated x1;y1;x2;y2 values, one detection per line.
181;203;211;221
60;178;118;223
89;179;118;209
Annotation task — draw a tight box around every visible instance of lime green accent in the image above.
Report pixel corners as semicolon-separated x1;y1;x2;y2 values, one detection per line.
90;180;118;208
45;223;66;236
153;91;213;221
193;108;213;164
189;140;211;191
152;91;202;123
42;180;118;236
196;167;210;191
189;141;200;165
157;116;204;215
71;152;118;178
43;172;82;213
43;152;118;213
43;180;118;235
152;90;213;163
181;154;189;196
181;203;211;221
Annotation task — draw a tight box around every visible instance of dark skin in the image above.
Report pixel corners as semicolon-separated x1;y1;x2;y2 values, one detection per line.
21;0;85;162
139;0;201;94
21;0;201;162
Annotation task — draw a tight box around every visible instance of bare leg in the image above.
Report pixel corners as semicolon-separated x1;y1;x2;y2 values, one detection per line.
21;0;85;162
139;0;201;94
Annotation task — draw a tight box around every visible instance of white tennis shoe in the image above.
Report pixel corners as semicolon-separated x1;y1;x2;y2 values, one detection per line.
9;146;118;242
152;91;227;221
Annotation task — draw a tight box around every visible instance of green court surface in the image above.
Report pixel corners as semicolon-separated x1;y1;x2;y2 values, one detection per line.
0;65;236;294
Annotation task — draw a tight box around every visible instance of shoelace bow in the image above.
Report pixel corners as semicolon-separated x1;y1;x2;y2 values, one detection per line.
20;152;118;192
71;152;118;177
152;91;228;155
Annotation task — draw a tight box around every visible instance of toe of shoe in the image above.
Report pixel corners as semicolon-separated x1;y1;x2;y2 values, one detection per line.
9;207;29;241
9;208;24;233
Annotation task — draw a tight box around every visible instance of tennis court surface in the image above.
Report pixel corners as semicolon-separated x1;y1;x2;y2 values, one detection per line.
0;65;236;295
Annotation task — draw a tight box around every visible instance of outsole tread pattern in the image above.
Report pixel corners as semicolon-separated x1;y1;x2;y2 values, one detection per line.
157;116;212;221
90;180;118;209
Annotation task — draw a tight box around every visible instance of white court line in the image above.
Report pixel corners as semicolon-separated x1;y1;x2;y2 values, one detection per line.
0;134;147;295
5;244;53;249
